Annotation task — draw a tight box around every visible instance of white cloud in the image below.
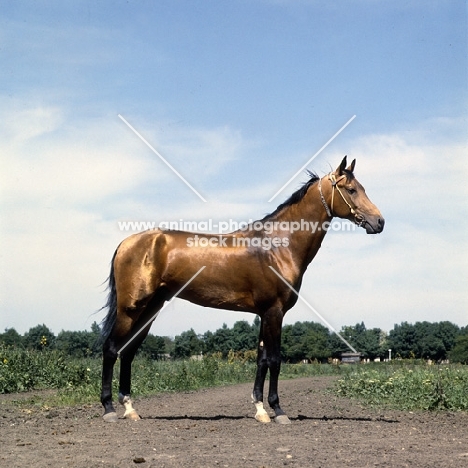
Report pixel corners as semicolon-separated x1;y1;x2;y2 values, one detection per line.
0;102;255;333
2;105;64;142
155;122;468;335
283;124;468;332
0;107;155;210
0;105;466;337
292;220;466;333
155;124;245;176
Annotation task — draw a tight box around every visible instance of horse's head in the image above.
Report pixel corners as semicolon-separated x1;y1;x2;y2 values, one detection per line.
319;156;385;234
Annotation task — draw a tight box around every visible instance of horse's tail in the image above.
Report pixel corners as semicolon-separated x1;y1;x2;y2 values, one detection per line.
100;248;118;342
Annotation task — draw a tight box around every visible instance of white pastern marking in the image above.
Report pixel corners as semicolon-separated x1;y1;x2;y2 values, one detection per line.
252;397;271;423
119;394;141;420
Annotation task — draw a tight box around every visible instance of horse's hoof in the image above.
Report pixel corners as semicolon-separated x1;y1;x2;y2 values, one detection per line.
255;413;272;423
124;410;141;421
103;412;118;423
275;415;292;425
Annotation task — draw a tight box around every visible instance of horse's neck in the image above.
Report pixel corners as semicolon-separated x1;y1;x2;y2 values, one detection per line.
271;184;330;272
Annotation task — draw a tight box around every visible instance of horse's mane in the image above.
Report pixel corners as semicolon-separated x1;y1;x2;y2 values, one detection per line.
263;171;320;220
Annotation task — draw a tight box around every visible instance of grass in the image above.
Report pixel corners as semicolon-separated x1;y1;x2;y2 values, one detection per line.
0;346;94;394
2;347;467;412
0;346;340;408
335;362;468;411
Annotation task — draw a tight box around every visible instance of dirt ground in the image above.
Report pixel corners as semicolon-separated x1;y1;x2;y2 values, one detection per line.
1;376;467;467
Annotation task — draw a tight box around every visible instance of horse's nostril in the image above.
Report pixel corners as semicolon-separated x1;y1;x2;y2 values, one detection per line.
378;218;385;229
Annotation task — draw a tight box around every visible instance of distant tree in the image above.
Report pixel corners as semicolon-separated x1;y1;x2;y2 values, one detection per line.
139;333;167;359
203;324;235;357
0;328;24;348
89;321;102;355
252;315;261;334
56;330;94;357
328;330;350;358
302;323;331;361
24;324;56;350
55;322;102;357
378;330;389;358
413;321;436;359
282;322;309;361
173;329;204;359
449;333;468;364
414;321;459;360
342;322;365;354
325;322;385;360
329;323;364;358
387;322;417;358
162;336;175;356
281;322;330;362
387;321;459;360
232;320;258;351
433;321;460;358
203;330;215;354
358;327;384;360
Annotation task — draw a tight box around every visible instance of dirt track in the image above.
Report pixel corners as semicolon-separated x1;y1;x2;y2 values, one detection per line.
1;377;467;467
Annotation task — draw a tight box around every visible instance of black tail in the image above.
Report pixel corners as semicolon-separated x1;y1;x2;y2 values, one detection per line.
100;249;118;342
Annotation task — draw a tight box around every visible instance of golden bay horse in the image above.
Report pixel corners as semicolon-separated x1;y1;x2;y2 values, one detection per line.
100;156;384;423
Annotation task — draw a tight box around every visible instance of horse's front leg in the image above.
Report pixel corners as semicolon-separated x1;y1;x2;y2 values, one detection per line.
252;309;291;424
252;335;271;423
267;346;291;425
264;307;291;424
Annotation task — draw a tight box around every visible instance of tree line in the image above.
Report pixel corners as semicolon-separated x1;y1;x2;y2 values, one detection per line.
1;318;467;363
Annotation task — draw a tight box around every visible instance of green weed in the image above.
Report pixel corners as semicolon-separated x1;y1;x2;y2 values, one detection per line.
1;346;341;407
335;363;468;411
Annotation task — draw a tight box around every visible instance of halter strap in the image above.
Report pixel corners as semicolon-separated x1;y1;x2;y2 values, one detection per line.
329;173;354;215
318;177;332;217
318;172;366;227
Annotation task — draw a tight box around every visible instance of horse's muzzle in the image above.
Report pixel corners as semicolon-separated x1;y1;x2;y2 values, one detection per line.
365;217;385;234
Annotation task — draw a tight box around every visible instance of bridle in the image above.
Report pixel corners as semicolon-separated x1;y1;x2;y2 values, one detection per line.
318;173;366;227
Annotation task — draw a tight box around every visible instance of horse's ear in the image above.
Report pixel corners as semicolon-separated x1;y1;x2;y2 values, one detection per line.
347;159;356;173
337;156;347;175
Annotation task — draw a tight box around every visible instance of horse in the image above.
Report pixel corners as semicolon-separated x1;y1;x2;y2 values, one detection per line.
100;156;384;424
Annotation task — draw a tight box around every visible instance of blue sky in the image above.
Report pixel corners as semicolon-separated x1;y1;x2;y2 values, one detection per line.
1;0;467;338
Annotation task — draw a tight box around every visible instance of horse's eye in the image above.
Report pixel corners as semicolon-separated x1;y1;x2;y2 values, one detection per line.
346;187;356;195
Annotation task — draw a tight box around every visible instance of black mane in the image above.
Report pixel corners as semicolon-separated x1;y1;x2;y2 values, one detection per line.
263;171;320;220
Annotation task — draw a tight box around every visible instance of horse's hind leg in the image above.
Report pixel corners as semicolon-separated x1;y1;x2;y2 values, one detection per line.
117;321;153;421
101;296;163;422
101;313;138;423
101;335;119;423
117;293;167;420
101;231;168;422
